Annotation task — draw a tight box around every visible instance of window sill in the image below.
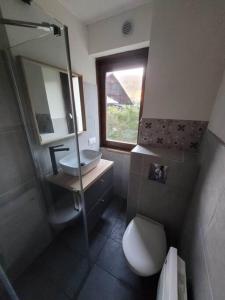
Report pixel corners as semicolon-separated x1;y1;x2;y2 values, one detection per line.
100;147;132;155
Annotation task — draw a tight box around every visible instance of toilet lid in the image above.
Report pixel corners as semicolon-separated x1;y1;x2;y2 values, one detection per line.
122;215;167;276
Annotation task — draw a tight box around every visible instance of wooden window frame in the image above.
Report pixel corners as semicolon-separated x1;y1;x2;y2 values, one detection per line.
96;48;149;151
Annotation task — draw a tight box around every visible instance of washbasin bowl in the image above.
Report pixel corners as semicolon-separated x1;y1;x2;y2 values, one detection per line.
59;149;102;176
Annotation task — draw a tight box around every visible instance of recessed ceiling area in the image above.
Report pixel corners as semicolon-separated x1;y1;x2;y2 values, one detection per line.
58;0;152;24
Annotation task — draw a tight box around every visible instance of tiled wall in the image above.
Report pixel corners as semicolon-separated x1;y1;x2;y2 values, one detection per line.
101;148;130;199
180;130;225;300
127;145;199;245
0;50;52;279
138;118;208;151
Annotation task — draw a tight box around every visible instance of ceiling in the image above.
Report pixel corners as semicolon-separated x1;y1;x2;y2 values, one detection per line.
58;0;152;24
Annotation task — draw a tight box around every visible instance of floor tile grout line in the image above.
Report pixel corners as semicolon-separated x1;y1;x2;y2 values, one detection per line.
39;239;93;300
62;239;87;261
73;233;110;299
13;198;128;300
109;236;122;244
94;262;140;294
91;235;112;263
94;236;141;293
90;236;109;264
70;264;93;300
60;226;112;266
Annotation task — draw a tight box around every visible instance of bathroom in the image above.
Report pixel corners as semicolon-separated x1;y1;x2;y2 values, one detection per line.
0;0;225;299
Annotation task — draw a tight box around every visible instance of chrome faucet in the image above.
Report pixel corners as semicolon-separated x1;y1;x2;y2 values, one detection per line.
49;144;70;175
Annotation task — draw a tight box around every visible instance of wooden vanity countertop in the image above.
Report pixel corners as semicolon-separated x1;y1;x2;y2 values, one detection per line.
46;159;114;192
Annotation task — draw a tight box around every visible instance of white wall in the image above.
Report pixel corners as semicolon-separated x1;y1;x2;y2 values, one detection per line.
0;0;96;84
36;0;97;84
88;3;152;57
209;70;225;143
0;0;100;151
142;0;225;121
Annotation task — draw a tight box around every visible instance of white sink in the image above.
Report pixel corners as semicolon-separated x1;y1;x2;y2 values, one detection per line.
59;149;102;176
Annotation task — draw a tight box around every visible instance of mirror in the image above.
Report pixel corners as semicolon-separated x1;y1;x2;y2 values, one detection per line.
20;57;86;145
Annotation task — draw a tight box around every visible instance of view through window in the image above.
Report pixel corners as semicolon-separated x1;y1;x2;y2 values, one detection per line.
105;67;144;144
97;48;148;151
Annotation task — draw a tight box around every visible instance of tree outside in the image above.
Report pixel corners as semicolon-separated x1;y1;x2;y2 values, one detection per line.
106;104;140;144
105;68;143;144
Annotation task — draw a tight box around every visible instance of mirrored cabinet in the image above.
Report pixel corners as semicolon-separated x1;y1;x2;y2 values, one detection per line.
20;57;86;145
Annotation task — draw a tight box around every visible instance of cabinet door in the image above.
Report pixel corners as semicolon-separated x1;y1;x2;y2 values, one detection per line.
85;167;113;213
87;186;113;233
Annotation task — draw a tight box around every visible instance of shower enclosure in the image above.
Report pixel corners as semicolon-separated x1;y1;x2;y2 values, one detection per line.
0;5;89;300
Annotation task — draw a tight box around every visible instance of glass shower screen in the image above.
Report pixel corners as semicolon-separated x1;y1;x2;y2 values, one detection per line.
0;4;89;299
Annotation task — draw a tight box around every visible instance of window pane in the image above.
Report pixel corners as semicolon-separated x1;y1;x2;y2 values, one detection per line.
105;67;144;144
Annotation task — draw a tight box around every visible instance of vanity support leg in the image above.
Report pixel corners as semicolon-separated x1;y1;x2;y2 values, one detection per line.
72;192;81;211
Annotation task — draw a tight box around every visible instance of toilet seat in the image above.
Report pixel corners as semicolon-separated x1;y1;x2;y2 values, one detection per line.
122;214;167;277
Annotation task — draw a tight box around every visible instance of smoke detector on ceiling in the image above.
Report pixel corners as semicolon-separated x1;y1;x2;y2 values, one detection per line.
122;20;133;36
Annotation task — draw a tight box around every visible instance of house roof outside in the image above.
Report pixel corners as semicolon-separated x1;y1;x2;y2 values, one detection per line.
106;73;133;105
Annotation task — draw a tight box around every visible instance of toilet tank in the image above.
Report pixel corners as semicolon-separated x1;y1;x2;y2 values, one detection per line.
157;247;187;300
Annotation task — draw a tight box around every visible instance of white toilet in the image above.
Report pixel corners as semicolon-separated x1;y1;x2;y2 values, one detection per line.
122;214;167;276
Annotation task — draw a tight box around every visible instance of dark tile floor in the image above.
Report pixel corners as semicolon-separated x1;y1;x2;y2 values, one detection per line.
11;198;158;300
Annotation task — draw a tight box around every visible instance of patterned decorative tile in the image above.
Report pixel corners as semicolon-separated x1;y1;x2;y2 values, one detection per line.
138;118;208;151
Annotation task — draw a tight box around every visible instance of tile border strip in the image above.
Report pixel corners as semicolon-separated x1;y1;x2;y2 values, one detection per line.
138;118;208;151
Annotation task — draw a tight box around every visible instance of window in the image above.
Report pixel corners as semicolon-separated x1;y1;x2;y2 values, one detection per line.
96;48;148;151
